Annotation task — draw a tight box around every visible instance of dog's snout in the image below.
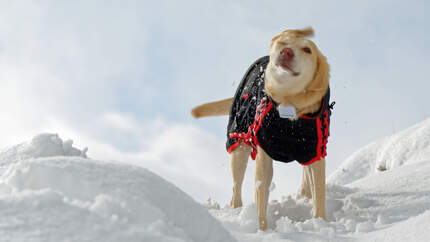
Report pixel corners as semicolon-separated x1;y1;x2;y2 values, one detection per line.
280;48;294;59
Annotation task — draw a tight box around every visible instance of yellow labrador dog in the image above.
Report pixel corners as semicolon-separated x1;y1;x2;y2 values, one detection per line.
191;27;331;230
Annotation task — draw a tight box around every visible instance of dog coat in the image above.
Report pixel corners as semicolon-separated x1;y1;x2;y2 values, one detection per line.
226;55;332;165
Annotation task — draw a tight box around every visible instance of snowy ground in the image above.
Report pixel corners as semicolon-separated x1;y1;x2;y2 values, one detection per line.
0;134;235;242
1;118;430;241
209;159;430;242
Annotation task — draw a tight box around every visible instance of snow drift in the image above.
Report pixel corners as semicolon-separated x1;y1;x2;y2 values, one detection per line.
0;133;87;169
0;134;236;242
328;118;430;185
209;118;430;242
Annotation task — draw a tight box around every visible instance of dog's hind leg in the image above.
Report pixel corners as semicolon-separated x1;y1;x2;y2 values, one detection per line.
255;147;273;230
303;159;326;220
230;142;251;208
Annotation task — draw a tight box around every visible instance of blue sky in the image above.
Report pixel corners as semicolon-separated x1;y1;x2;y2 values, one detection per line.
1;0;429;203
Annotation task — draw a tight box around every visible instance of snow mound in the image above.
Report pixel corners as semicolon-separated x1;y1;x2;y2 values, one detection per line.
210;159;430;241
328;118;430;185
0;134;236;242
0;133;87;168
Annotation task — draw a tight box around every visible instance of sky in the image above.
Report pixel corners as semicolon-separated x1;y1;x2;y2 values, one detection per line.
0;0;429;204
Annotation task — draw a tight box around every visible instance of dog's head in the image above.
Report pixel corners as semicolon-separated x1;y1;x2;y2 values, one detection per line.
265;28;329;101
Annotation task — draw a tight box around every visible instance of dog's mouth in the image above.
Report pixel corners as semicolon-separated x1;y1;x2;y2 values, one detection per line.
279;62;300;76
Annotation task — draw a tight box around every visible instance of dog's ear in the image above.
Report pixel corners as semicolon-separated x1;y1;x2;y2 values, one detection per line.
307;49;329;91
270;33;283;47
293;27;314;38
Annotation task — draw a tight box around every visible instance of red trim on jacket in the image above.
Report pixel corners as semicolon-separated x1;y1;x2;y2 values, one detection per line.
300;110;329;166
227;140;241;154
322;110;329;157
229;98;273;159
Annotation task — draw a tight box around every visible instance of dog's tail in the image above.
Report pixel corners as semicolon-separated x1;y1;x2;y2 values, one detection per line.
191;97;233;119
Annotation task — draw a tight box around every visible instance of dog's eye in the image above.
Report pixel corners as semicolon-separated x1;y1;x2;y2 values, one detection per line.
302;47;312;54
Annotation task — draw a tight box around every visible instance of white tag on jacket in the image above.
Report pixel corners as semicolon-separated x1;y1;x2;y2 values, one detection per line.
278;105;297;119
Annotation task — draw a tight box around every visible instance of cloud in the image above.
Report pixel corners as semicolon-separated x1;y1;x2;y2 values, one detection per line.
0;1;149;144
0;1;148;116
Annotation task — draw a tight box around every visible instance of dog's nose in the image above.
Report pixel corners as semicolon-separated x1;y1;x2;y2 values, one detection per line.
280;47;294;60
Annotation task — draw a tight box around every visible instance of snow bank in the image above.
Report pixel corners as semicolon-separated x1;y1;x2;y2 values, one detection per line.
358;209;430;242
0;133;87;169
0;134;236;242
328;118;430;185
208;118;430;242
210;159;430;241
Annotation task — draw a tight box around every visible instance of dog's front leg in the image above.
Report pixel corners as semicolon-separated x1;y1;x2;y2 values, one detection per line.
255;147;273;230
303;158;326;220
299;166;312;199
230;142;251;208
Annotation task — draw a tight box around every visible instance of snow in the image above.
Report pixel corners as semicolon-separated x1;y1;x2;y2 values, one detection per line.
328;118;430;185
0;133;87;169
209;158;430;241
0;134;236;242
1;116;430;241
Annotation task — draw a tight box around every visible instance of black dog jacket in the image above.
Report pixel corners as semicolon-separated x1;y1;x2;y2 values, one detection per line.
226;56;332;165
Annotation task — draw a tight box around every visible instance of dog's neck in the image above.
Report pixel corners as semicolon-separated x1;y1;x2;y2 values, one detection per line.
264;74;328;116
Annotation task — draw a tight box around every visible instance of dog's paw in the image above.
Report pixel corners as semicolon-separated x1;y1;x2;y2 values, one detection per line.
230;199;243;208
258;217;268;231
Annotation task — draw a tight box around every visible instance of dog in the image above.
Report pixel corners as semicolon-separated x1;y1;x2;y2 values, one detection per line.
191;27;332;230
